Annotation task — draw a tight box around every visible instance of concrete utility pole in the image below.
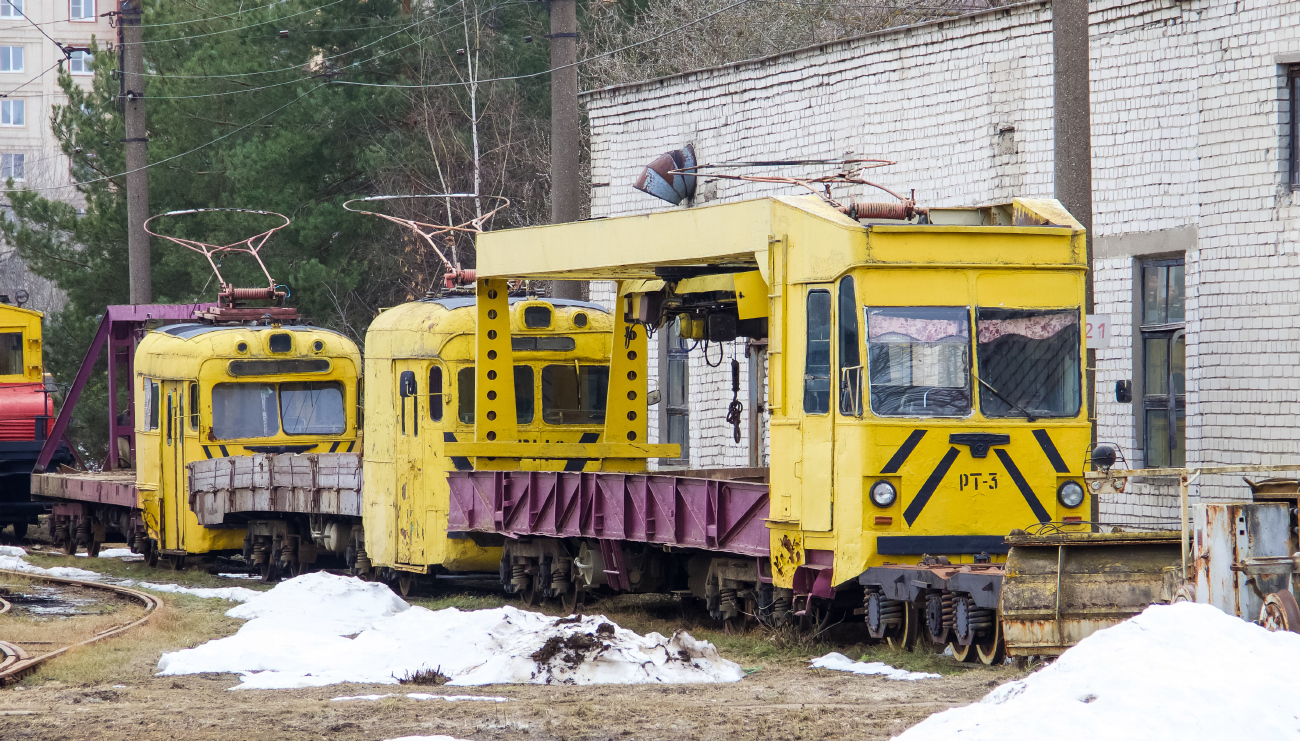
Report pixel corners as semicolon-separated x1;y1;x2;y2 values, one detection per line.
1053;0;1094;436
548;0;584;301
120;0;150;304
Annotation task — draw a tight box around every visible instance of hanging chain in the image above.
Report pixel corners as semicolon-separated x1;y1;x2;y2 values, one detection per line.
726;358;743;444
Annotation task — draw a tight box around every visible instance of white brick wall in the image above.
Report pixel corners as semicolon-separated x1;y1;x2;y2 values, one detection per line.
582;0;1300;521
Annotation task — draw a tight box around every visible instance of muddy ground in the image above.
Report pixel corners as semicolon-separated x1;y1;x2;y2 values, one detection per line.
0;533;1017;741
0;664;1004;741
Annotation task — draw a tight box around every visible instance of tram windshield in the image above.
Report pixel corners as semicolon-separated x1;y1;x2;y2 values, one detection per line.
866;307;971;417
542;365;609;424
280;382;347;435
976;308;1081;418
211;381;348;439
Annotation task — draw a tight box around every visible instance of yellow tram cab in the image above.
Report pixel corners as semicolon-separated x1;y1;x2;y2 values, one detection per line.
362;295;613;576
134;322;361;558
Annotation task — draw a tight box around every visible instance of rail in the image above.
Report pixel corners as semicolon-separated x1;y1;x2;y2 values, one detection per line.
0;570;162;686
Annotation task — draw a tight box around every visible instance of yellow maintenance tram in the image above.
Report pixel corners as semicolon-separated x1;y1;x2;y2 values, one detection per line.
445;194;1092;662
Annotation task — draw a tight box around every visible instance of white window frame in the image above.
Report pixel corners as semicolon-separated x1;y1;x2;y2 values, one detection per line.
1;153;24;181
0;100;25;127
0;46;24;73
68;50;92;75
69;0;94;21
0;0;23;19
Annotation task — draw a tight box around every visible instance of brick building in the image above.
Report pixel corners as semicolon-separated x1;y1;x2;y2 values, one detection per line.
581;0;1300;522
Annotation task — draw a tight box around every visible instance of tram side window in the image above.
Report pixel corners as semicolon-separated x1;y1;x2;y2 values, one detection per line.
281;382;346;435
189;383;199;430
0;332;21;375
542;365;609;424
456;366;536;424
976;308;1081;418
429;366;443;422
838;277;862;415
212;383;279;439
866;307;971;417
145;379;160;430
804;290;832;414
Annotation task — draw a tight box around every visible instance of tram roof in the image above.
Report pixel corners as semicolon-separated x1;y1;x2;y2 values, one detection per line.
474;195;1085;282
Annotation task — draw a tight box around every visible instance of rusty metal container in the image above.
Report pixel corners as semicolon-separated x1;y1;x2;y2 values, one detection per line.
1000;531;1181;656
1192;502;1293;621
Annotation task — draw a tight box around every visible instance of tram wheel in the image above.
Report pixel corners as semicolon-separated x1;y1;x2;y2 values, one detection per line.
1261;591;1300;633
975;622;1006;666
12;522;26;540
949;641;978;663
61;532;77;556
144;540;159;568
87;540;101;558
560;585;585;615
168;554;186;571
885;602;919;652
521;578;544;608
397;573;415;598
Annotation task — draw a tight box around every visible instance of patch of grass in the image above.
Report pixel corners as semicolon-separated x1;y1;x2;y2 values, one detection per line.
23;549;272;591
14;592;242;687
408;592;514;612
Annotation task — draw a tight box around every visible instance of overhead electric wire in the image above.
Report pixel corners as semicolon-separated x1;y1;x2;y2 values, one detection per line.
331;0;754;90
138;5;477;99
122;0;348;45
0;59;65;98
1;82;327;194
120;1;460;80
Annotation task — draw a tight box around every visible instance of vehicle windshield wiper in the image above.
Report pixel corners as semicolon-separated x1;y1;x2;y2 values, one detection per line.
972;373;1037;422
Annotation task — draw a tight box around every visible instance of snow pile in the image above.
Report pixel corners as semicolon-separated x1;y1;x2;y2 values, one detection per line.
157;572;744;689
77;548;139;559
0;547;102;580
811;652;940;681
331;693;510;703
898;602;1300;741
133;582;261;602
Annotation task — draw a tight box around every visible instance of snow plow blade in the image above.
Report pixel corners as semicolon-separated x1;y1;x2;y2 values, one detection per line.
1000;531;1181;656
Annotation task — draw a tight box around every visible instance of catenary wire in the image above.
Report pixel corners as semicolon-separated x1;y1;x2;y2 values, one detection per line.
121;0;347;45
1;82;327;194
120;1;460;79
332;0;754;89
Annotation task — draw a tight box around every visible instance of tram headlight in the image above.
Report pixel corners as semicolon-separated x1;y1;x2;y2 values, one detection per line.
869;480;897;508
1057;480;1085;509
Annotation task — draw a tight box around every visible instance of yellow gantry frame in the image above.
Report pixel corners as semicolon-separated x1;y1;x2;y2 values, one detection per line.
462;280;673;466
469;195;1089;589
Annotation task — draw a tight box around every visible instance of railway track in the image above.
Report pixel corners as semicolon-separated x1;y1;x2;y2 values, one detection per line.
0;570;161;686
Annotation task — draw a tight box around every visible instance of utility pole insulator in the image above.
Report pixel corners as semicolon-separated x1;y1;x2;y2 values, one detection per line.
120;0;150;304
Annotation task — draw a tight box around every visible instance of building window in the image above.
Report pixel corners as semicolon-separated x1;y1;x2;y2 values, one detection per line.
70;0;94;20
68;50;92;74
1140;258;1185;468
0;0;23;18
0;46;23;72
1292;67;1300;189
1;153;23;181
663;318;690;464
0;100;24;127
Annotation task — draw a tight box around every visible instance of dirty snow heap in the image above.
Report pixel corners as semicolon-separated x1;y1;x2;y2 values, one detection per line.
898;601;1300;741
156;572;743;689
